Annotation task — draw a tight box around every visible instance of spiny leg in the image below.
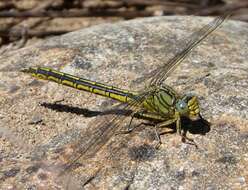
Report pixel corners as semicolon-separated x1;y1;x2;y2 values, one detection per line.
175;112;181;135
174;112;197;148
159;128;176;136
181;130;198;148
155;112;198;148
154;125;161;149
154;118;177;149
116;110;147;135
176;115;198;148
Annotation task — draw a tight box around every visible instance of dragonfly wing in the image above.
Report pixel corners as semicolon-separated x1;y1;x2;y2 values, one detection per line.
59;89;154;172
149;14;230;87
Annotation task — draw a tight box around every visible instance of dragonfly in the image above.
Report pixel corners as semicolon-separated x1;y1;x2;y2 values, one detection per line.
21;15;229;170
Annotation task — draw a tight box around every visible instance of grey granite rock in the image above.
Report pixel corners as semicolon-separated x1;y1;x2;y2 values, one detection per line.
0;16;247;189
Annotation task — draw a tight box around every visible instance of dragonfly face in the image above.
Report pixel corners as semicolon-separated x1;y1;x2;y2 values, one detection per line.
175;94;200;120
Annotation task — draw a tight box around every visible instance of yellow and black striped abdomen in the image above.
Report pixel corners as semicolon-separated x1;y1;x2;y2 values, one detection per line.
21;67;137;103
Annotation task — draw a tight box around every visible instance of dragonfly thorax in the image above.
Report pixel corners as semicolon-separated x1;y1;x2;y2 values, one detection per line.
175;94;200;120
142;85;178;117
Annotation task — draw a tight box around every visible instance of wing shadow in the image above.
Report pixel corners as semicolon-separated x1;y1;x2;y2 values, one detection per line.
40;102;132;117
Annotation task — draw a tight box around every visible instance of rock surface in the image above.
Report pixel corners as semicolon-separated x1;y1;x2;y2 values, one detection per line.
0;16;248;189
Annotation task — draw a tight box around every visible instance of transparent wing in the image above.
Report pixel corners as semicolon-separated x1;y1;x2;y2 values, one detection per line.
149;14;230;87
58;89;155;172
34;91;154;189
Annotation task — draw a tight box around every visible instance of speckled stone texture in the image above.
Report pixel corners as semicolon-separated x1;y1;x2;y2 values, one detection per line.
0;16;247;189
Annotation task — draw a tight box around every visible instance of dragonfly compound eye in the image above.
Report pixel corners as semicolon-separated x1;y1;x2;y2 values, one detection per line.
179;101;187;109
176;100;189;115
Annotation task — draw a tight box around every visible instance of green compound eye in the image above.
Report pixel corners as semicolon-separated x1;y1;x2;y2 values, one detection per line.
179;101;187;109
176;100;189;115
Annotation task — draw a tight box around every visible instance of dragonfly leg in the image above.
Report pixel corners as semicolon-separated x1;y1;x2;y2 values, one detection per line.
115;110;144;135
175;112;182;135
176;112;198;148
154;118;178;149
117;115;135;134
154;124;162;149
127;112;138;132
153;111;197;148
181;130;198;148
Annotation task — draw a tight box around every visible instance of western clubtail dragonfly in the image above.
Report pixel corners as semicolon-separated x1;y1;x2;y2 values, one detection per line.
21;15;229;169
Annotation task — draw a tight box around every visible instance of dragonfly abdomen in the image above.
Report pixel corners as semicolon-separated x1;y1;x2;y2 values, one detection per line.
21;67;137;103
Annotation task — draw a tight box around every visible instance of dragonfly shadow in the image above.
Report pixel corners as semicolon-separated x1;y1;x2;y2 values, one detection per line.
40;102;210;136
181;116;211;135
40;102;132;117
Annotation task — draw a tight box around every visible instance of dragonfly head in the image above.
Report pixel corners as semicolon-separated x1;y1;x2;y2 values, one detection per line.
176;94;200;120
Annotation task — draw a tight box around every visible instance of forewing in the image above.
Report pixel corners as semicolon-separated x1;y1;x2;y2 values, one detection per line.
58;89;155;172
149;14;230;87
